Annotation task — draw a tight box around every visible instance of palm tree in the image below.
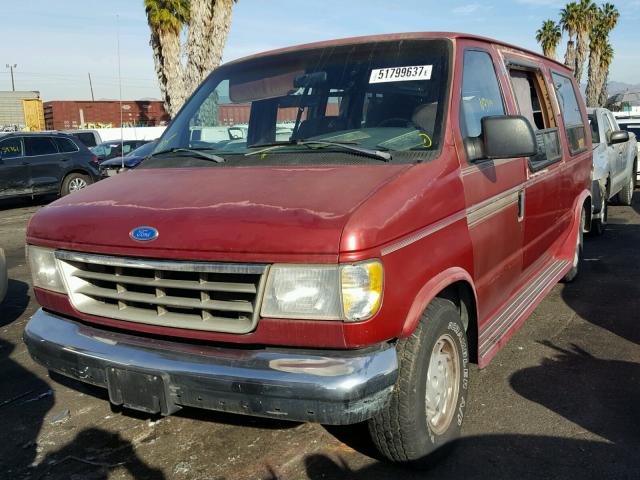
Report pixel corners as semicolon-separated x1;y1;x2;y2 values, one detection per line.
560;2;580;69
574;0;598;83
585;4;619;106
144;0;190;117
183;0;237;98
598;43;614;106
536;20;562;59
145;0;237;118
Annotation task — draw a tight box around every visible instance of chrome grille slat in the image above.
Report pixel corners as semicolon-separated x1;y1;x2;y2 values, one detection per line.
72;270;258;294
76;285;254;313
55;251;268;334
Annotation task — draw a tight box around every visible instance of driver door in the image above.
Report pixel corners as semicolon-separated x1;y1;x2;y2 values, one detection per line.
454;43;526;324
0;136;30;197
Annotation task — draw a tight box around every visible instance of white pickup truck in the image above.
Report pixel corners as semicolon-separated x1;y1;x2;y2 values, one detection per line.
614;115;640;184
587;108;637;234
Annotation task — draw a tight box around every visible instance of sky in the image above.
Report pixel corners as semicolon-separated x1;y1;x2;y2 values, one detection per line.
1;0;639;101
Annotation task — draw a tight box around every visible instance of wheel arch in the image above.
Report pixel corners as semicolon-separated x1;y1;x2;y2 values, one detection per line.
59;169;92;195
562;189;591;254
400;267;479;364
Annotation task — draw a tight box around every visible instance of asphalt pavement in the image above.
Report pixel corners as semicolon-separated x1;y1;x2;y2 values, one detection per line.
0;193;638;480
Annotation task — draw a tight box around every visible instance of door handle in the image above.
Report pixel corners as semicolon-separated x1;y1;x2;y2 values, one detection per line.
517;190;525;223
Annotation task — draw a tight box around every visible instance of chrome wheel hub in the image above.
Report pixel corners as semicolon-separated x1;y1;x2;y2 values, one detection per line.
425;333;460;435
69;178;87;192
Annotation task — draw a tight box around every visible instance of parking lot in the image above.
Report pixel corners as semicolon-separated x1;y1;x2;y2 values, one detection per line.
1;194;639;480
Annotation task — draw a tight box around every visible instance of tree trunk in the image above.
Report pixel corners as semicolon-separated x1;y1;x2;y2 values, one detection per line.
148;29;184;118
598;71;609;107
574;30;589;82
585;47;603;107
564;39;576;71
183;0;235;100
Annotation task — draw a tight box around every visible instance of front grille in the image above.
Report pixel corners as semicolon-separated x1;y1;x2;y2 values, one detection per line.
56;251;268;333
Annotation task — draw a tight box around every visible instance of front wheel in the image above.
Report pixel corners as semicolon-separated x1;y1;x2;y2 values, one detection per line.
368;298;469;467
618;169;635;206
61;173;92;196
590;182;608;236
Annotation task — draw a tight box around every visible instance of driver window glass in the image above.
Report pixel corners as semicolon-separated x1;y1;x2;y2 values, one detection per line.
460;50;505;139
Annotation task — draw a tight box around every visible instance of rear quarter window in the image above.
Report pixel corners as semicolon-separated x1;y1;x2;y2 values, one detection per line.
54;137;79;153
551;72;587;155
75;132;97;147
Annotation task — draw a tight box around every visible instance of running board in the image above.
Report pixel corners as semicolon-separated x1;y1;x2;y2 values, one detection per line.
478;259;570;363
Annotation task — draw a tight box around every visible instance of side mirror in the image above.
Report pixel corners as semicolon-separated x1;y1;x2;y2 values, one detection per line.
609;130;629;144
481;115;538;160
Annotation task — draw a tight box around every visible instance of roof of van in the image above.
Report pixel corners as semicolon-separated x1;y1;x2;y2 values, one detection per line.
225;32;570;71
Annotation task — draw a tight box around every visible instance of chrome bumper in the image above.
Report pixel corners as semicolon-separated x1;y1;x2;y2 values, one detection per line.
24;309;398;424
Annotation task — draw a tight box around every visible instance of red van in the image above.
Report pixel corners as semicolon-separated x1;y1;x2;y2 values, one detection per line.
24;33;591;466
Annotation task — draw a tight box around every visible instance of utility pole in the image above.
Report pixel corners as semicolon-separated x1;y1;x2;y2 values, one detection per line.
5;64;16;91
88;72;95;101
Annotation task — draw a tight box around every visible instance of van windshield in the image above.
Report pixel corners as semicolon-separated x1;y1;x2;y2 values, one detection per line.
150;39;451;166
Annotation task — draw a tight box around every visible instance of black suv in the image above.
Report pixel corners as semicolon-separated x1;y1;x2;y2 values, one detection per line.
0;132;101;199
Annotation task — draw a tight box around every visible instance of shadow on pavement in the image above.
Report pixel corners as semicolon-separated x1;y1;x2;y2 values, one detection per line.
0;279;30;327
510;342;640;447
561;207;640;345
0;338;54;475
30;428;165;479
0;194;55;212
301;432;637;479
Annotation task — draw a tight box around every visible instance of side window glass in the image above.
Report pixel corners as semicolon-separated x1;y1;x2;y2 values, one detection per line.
54;137;78;153
552;72;587;154
25;137;58;156
508;67;561;170
0;138;23;159
460;50;505;140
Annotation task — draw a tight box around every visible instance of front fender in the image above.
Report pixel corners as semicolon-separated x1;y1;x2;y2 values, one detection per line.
591;144;608;183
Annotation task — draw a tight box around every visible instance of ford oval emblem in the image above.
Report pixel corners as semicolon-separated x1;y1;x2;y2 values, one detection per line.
130;226;159;242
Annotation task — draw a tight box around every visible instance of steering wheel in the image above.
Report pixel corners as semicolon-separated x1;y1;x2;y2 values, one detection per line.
377;117;413;128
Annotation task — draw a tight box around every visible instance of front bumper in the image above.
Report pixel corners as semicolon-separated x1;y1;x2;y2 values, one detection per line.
24;309;398;424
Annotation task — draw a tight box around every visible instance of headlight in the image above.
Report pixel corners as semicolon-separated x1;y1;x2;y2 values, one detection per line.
26;245;66;293
260;260;383;321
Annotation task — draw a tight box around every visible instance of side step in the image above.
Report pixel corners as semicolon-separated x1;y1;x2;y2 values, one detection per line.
479;259;569;362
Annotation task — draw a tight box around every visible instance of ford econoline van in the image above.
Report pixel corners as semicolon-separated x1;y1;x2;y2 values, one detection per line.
24;32;592;466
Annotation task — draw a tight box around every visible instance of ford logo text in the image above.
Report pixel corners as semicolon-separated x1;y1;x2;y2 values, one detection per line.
130;226;159;242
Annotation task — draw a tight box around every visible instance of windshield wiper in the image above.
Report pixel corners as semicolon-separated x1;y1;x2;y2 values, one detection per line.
151;147;225;163
246;140;391;162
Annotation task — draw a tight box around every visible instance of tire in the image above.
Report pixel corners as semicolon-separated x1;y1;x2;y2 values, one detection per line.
61;173;92;196
368;298;469;467
562;208;585;283
590;182;608;236
618;168;635;206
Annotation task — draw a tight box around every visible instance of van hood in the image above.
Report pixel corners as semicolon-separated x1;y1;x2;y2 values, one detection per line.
27;165;408;261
